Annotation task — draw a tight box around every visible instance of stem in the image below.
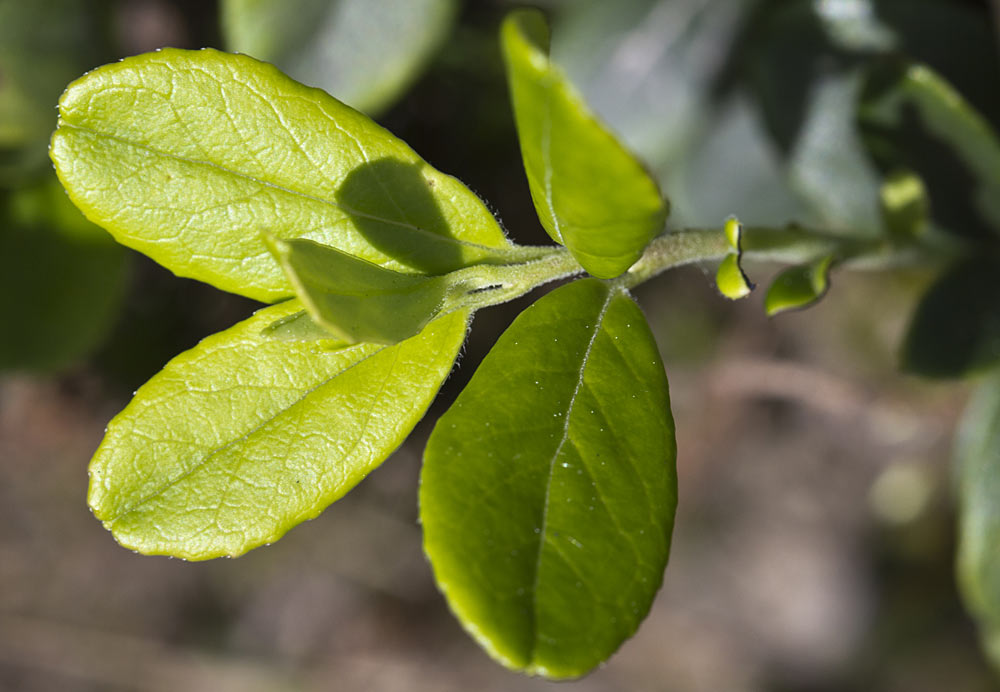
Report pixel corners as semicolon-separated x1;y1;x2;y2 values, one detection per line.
444;223;954;315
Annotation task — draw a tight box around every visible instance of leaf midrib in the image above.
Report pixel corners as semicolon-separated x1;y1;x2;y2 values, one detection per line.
57;121;507;256
526;285;615;666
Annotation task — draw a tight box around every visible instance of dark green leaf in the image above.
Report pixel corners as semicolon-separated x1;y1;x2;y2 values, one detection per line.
90;301;469;559
500;9;668;279
51;49;513;303
859;60;1000;238
0;175;128;371
902;258;1000;378
221;0;456;115
421;278;677;678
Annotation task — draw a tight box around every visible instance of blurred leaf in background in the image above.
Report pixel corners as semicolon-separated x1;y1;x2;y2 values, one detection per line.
222;0;458;116
0;0;129;373
0;176;128;372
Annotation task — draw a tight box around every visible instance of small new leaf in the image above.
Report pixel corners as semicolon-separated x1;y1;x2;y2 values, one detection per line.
764;255;834;316
89;300;469;560
51;48;512;303
421;278;677;679
715;253;753;300
879;169;930;239
500;9;668;279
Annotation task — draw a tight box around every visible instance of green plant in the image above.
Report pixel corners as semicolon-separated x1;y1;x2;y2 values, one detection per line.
48;5;1000;680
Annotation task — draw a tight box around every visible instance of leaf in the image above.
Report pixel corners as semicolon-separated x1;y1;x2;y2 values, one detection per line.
89;300;469;560
266;235;452;344
902;258;1000;378
715;253;752;300
500;9;668;279
0;175;128;371
421;278;677;678
50;48;513;303
858;60;1000;238
955;373;1000;670
221;0;457;116
764;255;833;317
879;169;930;239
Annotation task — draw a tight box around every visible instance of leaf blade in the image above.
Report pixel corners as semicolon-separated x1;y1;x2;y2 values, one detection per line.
51;48;511;302
421;278;676;678
90;300;469;559
500;10;667;279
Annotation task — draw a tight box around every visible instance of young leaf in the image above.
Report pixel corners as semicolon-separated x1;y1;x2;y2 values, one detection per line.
0;175;129;371
266;235;452;344
500;9;668;279
421;278;677;679
89;300;469;560
221;0;456;116
715;253;753;300
764;255;834;316
858;60;1000;238
956;373;1000;669
50;48;512;303
879;169;930;239
902;258;1000;378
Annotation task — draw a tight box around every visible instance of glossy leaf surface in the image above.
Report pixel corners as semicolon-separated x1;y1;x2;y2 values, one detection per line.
764;255;833;317
267;236;452;344
501;10;667;279
51;48;511;303
956;373;1000;669
90;300;469;559
0;175;128;371
421;278;677;678
902;259;1000;378
222;0;456;116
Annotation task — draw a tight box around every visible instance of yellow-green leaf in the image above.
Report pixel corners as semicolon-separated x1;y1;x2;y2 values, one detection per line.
51;48;512;303
89;299;469;559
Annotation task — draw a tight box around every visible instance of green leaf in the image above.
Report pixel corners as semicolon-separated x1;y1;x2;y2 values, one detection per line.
89;300;469;560
0;175;128;371
764;255;833;317
500;9;668;279
902;258;1000;378
421;278;677;678
715;252;753;301
266;235;453;344
956;373;1000;670
879;169;930;239
858;60;1000;238
50;48;512;303
221;0;456;116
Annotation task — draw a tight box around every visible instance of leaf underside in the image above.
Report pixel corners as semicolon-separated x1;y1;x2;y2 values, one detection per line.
89;300;469;560
421;278;677;678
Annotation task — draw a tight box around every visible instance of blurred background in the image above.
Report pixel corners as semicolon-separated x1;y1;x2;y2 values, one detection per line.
2;0;1000;689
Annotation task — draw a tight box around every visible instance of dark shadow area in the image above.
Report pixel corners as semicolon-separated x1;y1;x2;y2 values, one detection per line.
335;157;464;274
